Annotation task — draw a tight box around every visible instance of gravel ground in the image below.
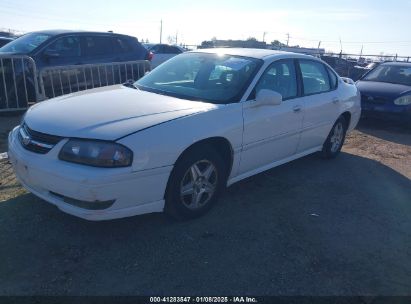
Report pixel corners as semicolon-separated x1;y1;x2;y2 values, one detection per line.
0;115;410;296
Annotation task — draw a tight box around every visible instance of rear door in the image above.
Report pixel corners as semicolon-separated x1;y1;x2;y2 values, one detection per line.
296;59;340;152
80;35;115;64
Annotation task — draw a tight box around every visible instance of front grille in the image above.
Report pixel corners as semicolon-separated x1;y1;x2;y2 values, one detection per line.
361;94;389;104
18;123;63;154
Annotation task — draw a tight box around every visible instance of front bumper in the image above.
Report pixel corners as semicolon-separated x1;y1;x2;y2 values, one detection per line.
361;102;411;122
8;126;172;221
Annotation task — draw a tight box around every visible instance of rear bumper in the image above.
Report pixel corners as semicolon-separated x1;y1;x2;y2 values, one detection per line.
8;126;172;221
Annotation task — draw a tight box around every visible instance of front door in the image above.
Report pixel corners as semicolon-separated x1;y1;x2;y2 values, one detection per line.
239;59;304;175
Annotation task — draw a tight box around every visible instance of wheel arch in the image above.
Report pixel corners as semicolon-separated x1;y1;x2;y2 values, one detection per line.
175;136;234;176
340;111;351;128
164;136;234;200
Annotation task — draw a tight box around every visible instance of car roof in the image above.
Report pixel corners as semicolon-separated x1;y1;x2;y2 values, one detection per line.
381;61;411;67
191;48;316;60
24;30;135;38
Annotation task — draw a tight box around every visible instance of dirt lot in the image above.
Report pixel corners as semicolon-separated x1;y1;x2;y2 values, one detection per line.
0;115;410;296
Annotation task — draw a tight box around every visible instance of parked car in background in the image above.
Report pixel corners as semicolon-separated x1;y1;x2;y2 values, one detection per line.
0;30;150;68
0;36;14;47
353;62;380;78
143;43;184;68
8;48;360;221
356;62;411;124
0;30;150;108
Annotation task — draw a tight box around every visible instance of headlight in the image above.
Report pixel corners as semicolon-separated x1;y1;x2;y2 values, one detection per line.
394;95;411;106
59;139;133;168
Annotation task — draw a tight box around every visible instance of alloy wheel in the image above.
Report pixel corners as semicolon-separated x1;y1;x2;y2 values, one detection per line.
180;160;218;210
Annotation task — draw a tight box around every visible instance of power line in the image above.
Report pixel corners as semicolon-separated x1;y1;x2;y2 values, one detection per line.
263;30;411;44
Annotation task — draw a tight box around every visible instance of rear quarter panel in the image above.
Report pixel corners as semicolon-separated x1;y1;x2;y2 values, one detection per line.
338;79;361;131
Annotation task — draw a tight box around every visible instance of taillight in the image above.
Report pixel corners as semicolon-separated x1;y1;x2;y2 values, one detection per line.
148;52;153;61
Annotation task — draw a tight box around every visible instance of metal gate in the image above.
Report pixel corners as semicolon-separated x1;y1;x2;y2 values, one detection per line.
38;60;151;100
0;55;39;112
0;57;150;112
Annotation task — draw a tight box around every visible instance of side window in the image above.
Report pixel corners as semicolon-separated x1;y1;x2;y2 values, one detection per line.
327;67;338;90
82;36;114;56
150;45;161;54
299;61;331;95
44;36;80;57
254;60;298;100
168;46;182;54
159;45;169;54
112;37;132;53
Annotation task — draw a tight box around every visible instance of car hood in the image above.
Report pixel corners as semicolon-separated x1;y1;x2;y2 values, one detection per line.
24;85;218;140
356;81;411;99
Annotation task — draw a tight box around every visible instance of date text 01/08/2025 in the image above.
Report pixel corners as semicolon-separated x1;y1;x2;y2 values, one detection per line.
149;296;258;303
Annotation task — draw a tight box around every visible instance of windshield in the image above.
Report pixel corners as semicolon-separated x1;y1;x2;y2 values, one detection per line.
363;64;411;86
0;33;52;53
135;52;262;103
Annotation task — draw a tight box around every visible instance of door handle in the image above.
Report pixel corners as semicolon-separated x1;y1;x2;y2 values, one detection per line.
332;97;340;104
293;105;302;112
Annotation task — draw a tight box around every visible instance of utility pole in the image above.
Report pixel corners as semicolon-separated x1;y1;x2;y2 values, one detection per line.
175;30;178;45
160;19;163;44
286;33;290;46
262;32;267;43
317;41;321;56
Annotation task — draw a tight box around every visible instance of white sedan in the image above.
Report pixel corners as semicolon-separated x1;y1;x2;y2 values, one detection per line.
8;48;361;221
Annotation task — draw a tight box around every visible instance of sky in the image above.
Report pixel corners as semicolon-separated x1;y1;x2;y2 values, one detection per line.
1;0;411;56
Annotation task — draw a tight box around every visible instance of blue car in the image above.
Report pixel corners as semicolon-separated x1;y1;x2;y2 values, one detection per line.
0;30;150;109
356;62;411;124
0;30;150;69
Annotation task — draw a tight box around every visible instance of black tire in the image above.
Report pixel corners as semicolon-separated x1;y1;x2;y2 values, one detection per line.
165;145;228;220
321;116;347;159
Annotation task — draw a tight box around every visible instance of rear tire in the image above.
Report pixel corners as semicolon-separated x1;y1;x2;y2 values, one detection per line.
321;116;347;159
165;146;227;220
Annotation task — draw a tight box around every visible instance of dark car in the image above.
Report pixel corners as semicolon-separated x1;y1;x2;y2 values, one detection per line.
0;30;150;69
143;43;184;68
356;62;411;124
0;30;150;108
0;37;14;47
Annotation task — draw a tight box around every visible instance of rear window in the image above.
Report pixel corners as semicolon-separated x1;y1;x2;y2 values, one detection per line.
299;60;331;95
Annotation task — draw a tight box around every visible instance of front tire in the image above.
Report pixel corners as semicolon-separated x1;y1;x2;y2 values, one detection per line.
165;146;227;220
321;116;347;159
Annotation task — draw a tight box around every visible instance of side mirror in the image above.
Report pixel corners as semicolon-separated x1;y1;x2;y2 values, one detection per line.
254;89;282;107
